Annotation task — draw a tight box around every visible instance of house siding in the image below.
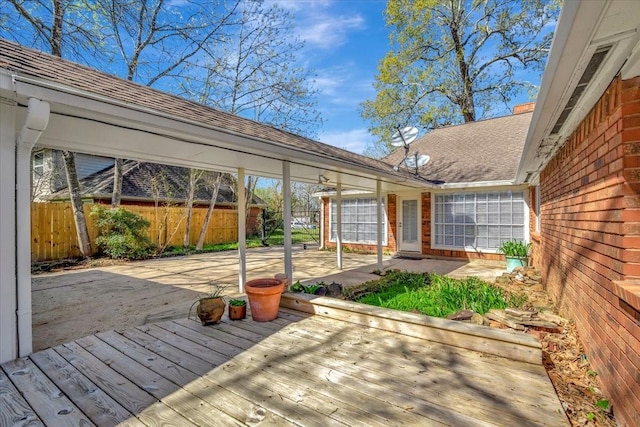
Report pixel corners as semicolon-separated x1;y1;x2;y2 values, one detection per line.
537;75;640;425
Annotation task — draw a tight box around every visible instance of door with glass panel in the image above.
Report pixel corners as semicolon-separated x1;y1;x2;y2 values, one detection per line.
398;196;420;252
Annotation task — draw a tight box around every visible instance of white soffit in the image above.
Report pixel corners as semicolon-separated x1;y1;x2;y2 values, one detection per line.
517;0;640;183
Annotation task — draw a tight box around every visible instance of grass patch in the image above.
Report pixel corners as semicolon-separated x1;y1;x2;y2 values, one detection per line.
161;229;319;257
353;271;526;318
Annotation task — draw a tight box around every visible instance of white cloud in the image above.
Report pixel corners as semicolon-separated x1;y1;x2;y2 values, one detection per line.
299;14;365;49
318;128;373;154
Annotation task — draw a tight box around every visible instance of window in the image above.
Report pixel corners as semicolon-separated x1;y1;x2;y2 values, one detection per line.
330;198;386;245
433;191;526;251
33;152;45;178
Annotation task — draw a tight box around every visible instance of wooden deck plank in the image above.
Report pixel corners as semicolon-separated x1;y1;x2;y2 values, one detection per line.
258;316;564;416
281;294;542;364
1;357;94;427
278;307;546;375
118;327;214;376
269;314;556;392
54;342;157;414
1;307;569;427
75;335;244;427
176;320;447;427
182;319;492;427
186;318;567;427
102;329;297;426
0;367;43;427
95;331;199;385
137;324;230;366
29;348;143;427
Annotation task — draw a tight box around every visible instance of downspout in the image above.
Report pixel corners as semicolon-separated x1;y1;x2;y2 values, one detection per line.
16;98;50;357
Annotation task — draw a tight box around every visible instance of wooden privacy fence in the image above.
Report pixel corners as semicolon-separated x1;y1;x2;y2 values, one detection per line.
31;202;238;262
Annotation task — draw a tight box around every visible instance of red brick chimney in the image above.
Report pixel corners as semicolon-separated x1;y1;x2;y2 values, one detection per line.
513;102;535;114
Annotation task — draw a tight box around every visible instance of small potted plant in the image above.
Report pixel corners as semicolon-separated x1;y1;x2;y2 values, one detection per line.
189;284;226;325
228;298;247;320
497;240;532;272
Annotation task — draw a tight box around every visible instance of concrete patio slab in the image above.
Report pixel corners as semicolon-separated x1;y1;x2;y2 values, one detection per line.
31;246;506;352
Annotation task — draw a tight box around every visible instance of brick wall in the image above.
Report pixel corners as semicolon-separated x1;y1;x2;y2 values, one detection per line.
537;75;640;426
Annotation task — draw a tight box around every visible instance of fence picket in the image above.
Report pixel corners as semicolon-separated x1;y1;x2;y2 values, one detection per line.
31;202;239;262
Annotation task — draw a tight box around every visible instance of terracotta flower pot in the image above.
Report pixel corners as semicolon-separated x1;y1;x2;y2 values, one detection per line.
245;278;285;322
228;303;247;320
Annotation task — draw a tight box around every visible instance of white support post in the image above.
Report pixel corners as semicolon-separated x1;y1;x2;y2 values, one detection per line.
319;196;325;250
282;161;293;283
336;181;342;270
376;178;383;271
238;167;246;292
0;99;17;363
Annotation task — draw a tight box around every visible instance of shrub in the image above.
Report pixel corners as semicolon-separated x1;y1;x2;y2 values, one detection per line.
91;205;155;260
497;240;531;257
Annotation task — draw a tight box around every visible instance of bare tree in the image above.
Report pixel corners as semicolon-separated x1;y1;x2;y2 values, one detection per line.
183;168;204;248
5;0;95;257
96;0;240;207
184;0;321;137
62;151;91;256
196;171;223;250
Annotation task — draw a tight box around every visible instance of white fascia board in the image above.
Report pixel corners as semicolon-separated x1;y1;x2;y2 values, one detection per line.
5;72;428;191
517;0;640;183
437;180;517;190
516;0;603;183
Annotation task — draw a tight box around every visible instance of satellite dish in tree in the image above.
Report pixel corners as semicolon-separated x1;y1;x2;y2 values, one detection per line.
390;126;419;147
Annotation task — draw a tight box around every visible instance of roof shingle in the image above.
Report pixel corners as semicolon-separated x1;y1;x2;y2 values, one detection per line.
383;113;533;184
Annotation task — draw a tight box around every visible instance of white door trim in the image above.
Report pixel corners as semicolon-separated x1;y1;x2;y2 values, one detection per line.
397;194;421;252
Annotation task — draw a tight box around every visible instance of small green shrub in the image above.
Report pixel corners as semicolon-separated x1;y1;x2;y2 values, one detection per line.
228;298;246;306
497;240;531;257
91;205;155;260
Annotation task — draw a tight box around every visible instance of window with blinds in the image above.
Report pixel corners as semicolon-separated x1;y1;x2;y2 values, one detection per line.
330;198;386;245
434;191;526;251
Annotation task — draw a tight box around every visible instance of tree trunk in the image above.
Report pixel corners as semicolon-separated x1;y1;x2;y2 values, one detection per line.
111;158;123;208
196;172;222;250
183;169;202;248
62;151;92;257
245;175;258;234
51;0;63;56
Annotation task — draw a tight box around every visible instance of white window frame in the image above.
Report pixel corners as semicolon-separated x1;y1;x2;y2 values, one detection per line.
33;151;45;178
431;189;529;253
329;196;388;245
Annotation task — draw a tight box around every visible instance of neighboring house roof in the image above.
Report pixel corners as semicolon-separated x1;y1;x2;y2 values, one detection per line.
383;112;533;185
46;160;264;206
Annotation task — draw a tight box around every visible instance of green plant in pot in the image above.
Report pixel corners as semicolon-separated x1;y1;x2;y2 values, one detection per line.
497;240;532;272
189;284;226;325
228;298;247;321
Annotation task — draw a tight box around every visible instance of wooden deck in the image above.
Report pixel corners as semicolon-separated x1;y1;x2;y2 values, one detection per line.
1;307;569;426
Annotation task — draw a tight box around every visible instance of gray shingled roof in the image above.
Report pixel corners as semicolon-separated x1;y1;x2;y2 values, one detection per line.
0;39;403;178
46;160;263;205
383;112;533;184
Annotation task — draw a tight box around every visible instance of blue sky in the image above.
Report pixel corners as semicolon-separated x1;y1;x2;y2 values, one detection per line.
275;0;390;154
277;0;549;155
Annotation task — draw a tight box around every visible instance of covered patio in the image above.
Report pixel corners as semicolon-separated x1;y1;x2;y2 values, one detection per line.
1;305;569;426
